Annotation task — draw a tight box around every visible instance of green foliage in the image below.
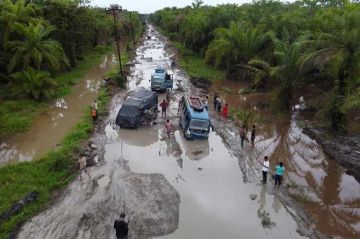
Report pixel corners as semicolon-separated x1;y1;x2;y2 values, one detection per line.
151;1;360;131
0;100;46;138
6;21;69;73
10;67;57;100
231;108;257;129
205;21;273;79
0;0;142;101
173;42;225;81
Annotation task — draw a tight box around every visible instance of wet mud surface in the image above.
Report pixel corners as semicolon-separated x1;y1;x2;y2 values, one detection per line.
15;25;360;239
209;80;360;238
0;52;118;165
303;127;360;183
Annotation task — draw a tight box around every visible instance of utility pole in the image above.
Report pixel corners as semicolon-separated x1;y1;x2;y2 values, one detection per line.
106;5;123;75
129;12;135;44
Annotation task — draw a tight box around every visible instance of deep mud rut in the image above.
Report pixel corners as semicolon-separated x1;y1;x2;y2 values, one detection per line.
15;25;357;239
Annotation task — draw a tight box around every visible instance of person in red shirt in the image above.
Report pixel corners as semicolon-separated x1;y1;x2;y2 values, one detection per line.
223;103;229;119
165;119;173;138
160;99;169;117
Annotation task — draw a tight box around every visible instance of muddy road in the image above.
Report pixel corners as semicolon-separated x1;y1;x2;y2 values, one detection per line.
212;79;360;238
15;25;348;238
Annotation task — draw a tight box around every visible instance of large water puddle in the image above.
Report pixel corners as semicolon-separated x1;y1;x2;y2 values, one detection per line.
15;25;357;239
211;79;360;238
0;51;117;165
107;127;304;238
101;25;306;238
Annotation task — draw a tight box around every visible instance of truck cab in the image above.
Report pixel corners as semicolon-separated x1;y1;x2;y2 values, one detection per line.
151;67;173;92
178;95;210;140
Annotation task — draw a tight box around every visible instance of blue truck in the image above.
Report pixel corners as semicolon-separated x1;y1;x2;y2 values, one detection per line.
178;95;210;140
150;67;173;92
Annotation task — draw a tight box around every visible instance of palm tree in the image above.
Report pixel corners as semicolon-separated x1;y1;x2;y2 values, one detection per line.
0;0;39;42
205;21;273;80
247;41;305;112
11;67;57;100
301;10;360;130
6;21;69;73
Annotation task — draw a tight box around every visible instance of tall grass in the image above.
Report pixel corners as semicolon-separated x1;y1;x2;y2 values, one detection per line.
172;42;225;81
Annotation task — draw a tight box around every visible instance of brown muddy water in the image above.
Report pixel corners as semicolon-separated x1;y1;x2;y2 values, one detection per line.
211;79;360;238
0;51;117;165
16;25;308;239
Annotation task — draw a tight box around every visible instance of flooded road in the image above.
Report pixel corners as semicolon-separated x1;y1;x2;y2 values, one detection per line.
17;26;318;238
0;51;117;165
211;81;360;238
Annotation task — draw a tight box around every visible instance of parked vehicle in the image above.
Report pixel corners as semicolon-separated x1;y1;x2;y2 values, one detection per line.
115;88;158;128
150;67;173;92
178;95;210;140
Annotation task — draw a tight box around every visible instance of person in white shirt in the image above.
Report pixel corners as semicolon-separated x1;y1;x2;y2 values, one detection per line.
91;100;98;111
202;96;209;111
261;156;270;184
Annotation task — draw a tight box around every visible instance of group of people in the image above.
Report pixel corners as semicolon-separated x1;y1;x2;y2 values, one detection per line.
260;156;285;187
239;125;256;148
213;93;229;119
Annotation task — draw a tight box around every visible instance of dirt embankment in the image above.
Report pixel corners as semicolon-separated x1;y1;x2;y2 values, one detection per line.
303;127;360;183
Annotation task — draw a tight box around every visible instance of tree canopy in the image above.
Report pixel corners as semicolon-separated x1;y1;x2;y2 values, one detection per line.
150;0;360;131
0;0;143;100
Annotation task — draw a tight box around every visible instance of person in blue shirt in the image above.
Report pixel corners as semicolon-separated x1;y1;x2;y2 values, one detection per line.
275;162;285;187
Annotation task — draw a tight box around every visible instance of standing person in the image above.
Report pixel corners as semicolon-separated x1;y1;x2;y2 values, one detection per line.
223;103;229;119
251;125;256;148
216;96;222;113
261;156;269;184
203;96;209;111
239;125;247;147
114;213;129;239
213;93;218;111
165;119;173;138
159;99;169;118
91;107;98;122
144;109;153;126
275;162;285;187
91;100;98;111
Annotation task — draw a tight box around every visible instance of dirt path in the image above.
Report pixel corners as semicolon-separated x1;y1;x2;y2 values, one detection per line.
16;25;326;239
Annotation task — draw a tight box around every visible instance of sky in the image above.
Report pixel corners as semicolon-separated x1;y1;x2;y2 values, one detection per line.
90;0;252;14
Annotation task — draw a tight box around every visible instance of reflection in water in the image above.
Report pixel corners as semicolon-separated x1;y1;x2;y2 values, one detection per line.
216;76;360;237
55;98;68;109
178;135;210;161
117;127;159;147
269;114;360;238
0;52;117;165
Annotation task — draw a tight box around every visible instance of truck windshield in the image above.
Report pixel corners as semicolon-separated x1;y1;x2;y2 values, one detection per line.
189;119;209;131
153;77;163;82
155;69;165;73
